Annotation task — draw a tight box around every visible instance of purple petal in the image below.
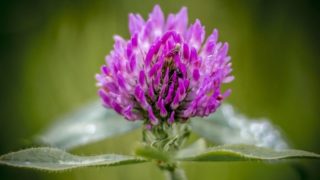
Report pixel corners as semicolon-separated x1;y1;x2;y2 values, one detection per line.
222;89;232;98
165;83;175;104
187;19;205;51
123;105;134;120
184;79;190;90
143;20;153;39
178;78;185;95
163;68;170;84
131;33;138;47
134;86;149;109
129;55;136;71
148;87;155;101
112;102;123;114
223;76;234;83
171;92;180;109
203;29;218;54
157;98;167;117
220;42;229;57
149;62;160;77
148;106;159;125
168;111;175;124
129;14;145;35
173;33;182;43
149;5;164;37
126;42;133;58
190;47;198;62
153;70;162;88
113;35;126;50
139;70;145;86
166;7;188;34
98;89;111;107
145;46;156;66
149;5;164;26
101;65;110;75
193;69;200;81
104;82;119;93
145;41;162;66
159;83;168;97
183;43;190;60
161;31;175;43
178;63;187;77
117;73;126;89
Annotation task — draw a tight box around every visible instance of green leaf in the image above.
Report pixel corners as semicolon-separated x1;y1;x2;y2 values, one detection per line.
176;139;207;158
176;144;320;162
1;145;318;172
36;101;142;150
190;104;288;149
135;145;172;162
0;147;147;171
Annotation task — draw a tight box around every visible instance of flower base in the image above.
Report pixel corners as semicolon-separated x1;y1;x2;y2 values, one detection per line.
142;122;191;152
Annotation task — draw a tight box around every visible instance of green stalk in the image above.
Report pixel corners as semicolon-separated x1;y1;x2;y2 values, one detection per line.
165;168;187;180
142;123;191;180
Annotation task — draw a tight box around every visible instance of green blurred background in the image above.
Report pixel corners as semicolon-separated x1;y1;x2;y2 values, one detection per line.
0;0;319;179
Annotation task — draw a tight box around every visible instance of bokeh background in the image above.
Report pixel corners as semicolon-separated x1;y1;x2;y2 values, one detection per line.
0;0;319;179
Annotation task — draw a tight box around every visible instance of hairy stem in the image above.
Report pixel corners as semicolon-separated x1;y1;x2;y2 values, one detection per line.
142;123;190;180
165;168;187;180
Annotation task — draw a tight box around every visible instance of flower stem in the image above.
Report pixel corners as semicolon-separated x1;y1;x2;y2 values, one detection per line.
165;168;187;180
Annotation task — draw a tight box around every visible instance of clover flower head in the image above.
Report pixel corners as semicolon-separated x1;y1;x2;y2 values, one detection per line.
96;5;233;127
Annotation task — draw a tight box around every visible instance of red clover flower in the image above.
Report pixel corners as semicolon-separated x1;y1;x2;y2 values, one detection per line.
96;5;233;128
